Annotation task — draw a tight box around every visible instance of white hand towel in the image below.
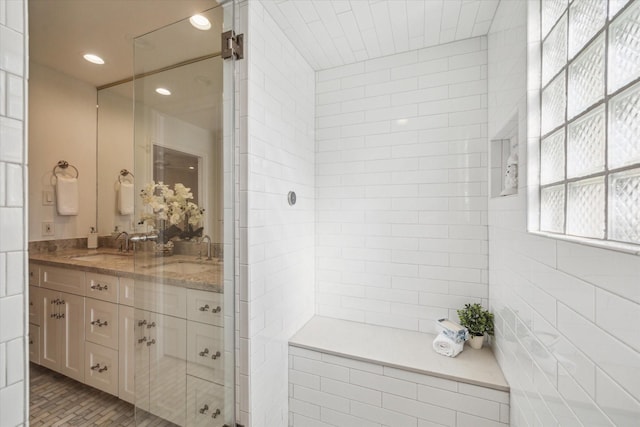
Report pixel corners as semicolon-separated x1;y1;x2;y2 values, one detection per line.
56;176;79;215
118;182;134;215
432;332;464;358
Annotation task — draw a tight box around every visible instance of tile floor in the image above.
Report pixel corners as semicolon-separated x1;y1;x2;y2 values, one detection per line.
29;364;176;426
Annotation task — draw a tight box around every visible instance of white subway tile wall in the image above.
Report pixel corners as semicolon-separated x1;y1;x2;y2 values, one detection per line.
316;37;489;333
238;1;316;425
489;0;640;425
0;0;27;425
288;346;509;427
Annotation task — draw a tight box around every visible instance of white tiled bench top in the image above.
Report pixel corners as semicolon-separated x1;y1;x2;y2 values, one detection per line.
290;316;508;392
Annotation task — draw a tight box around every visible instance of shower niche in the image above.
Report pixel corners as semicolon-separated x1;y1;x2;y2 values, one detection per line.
490;113;519;198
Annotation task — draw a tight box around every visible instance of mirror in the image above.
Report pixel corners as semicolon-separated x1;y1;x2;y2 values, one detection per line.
96;8;223;245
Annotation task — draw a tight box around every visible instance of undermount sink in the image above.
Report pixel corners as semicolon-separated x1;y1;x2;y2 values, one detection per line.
146;261;214;275
71;253;133;263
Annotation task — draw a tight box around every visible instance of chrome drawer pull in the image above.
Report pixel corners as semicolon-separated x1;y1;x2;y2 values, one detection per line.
212;409;221;418
90;363;108;373
199;404;209;414
138;336;147;344
212;306;221;313
212;351;221;360
91;319;108;327
138;319;147;327
90;283;108;291
146;338;156;346
199;304;210;311
199;348;210;357
146;321;156;329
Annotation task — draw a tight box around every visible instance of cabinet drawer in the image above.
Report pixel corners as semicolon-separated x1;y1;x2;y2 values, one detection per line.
85;342;119;396
85;298;119;350
187;289;223;326
86;273;118;303
187;322;224;384
186;375;226;427
119;277;134;307
29;263;40;286
29;325;40;365
40;266;85;296
29;286;42;326
136;280;185;318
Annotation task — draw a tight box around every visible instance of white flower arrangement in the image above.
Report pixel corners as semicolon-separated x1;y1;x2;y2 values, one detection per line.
139;182;204;240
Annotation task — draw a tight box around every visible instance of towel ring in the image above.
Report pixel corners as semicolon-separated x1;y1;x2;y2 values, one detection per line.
53;160;79;179
118;169;134;183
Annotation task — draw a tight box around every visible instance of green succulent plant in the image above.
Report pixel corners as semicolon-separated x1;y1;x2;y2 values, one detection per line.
457;303;494;337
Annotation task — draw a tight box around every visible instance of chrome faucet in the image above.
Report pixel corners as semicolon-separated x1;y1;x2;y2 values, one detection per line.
115;231;130;252
199;235;212;260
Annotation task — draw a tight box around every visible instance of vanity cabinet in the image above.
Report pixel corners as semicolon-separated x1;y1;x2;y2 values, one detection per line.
29;260;226;426
39;288;85;383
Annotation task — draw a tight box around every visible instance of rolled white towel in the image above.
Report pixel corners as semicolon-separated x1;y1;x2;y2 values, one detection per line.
432;331;464;358
118;181;134;215
56;176;79;215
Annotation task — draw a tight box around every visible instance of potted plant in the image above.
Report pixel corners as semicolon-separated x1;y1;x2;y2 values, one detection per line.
457;303;494;349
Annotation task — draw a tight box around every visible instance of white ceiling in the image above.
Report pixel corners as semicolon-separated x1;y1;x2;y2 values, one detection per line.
262;0;500;71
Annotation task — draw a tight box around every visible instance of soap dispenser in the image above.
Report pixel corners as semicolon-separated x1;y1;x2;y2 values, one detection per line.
88;227;98;249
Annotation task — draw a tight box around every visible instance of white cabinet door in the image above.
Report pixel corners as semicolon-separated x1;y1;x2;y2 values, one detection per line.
119;277;134;307
29;286;42;326
118;305;135;404
86;273;119;303
85;298;118;349
29;325;40;365
58;292;85;382
40;288;60;372
40;266;85;296
186;289;223;327
186;375;226;427
149;313;187;426
85;341;119;396
136;280;186;318
29;263;40;286
186;322;224;385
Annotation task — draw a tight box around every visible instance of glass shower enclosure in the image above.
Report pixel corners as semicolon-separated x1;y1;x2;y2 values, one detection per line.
130;3;236;426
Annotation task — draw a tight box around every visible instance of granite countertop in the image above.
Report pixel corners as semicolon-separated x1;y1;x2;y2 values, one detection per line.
29;248;223;292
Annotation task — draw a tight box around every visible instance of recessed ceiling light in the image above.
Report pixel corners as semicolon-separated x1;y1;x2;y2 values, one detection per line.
83;54;104;65
155;87;171;96
189;14;211;30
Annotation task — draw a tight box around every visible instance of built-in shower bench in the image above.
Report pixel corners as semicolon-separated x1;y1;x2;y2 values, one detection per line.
288;316;510;427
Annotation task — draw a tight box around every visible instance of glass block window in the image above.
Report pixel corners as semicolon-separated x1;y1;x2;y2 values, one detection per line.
539;0;640;245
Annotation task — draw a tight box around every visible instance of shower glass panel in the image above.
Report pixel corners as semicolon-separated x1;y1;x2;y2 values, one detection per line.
132;3;235;426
